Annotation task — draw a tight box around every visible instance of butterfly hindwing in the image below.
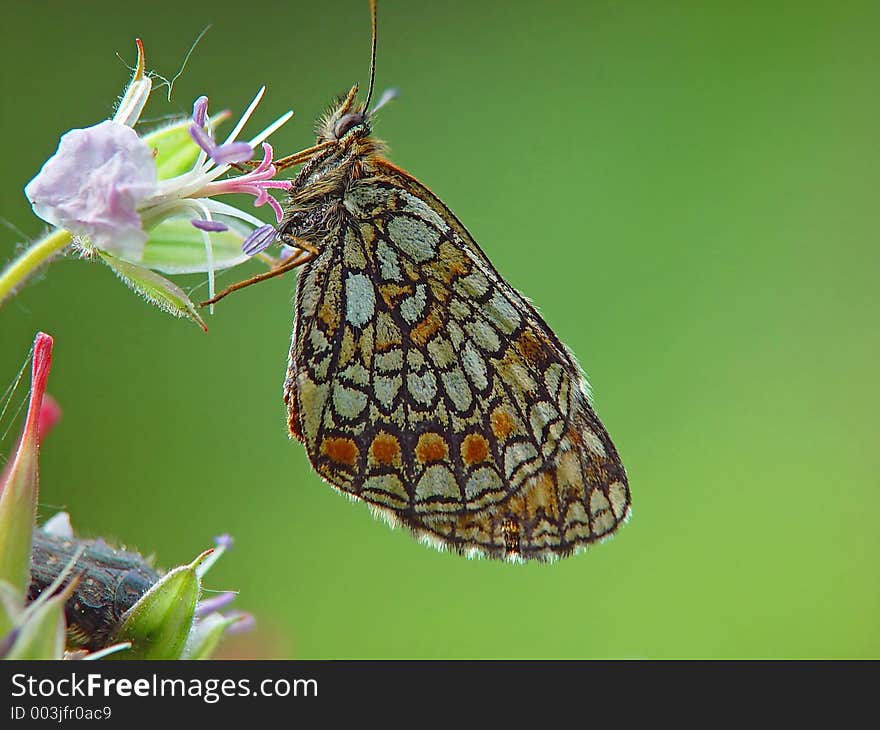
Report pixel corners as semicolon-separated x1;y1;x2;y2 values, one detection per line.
284;161;630;560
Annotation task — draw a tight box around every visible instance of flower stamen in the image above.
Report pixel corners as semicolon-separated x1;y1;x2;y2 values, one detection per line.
241;224;276;256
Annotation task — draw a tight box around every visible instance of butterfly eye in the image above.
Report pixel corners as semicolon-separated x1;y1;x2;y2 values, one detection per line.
333;112;365;139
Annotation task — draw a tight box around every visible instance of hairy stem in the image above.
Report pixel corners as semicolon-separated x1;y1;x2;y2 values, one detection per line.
0;229;72;306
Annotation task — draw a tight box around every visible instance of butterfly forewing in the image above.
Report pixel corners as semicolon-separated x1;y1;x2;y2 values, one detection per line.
283;153;629;561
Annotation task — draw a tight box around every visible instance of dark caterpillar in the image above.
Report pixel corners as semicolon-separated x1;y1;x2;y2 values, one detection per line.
28;529;161;651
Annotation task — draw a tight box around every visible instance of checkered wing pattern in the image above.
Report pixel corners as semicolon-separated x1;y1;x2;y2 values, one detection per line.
284;163;629;561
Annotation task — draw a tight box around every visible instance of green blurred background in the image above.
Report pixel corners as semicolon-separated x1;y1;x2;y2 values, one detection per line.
1;0;877;658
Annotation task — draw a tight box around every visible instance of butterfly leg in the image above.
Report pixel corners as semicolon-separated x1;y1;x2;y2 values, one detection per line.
199;248;314;307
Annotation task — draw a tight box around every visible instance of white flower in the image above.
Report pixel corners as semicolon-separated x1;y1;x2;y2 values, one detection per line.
24;121;157;259
22;38;294;304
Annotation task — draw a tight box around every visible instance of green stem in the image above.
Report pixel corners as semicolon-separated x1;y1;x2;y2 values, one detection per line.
0;229;72;306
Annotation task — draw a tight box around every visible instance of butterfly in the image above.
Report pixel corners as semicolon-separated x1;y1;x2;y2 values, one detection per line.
205;1;630;562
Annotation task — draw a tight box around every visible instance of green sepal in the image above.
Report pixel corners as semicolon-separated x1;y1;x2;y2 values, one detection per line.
108;549;211;660
99;251;207;331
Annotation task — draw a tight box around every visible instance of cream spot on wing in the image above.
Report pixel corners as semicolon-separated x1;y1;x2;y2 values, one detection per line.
407;371;438;406
358;324;374;369
407;349;426;369
297;374;328;445
465;466;503;500
504;441;539;480
441;368;472;412
465;319;501;354
557;449;584;494
362;473;408;506
338;327;356;366
373;373;402;409
345;272;375;328
581;428;607;459
564;502;590;538
339;362;369;387
446;319;465;349
332;383;367;420
415;464;459;503
590;488;611;516
556;375;572;411
592;508;616;534
376;238;403;281
312;354;331;381
485;290;522;334
308;325;330;354
448;298;470;320
455;269;490;298
461;340;489;391
387;215;440;263
426;336;456;369
343;227;367;269
374;312;402;351
374;349;403;372
498;350;537;392
400;284;428;324
529;401;558;442
544;363;564;399
346;184;393;215
608;481;628;519
401;190;450;231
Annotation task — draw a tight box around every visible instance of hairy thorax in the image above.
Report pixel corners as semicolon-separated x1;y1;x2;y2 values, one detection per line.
278;132;383;248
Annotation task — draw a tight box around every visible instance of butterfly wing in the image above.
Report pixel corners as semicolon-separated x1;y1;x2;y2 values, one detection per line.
285;161;630;560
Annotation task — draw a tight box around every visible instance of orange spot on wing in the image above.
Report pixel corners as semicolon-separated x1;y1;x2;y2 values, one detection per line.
434;241;471;283
462;433;489;465
517;327;547;364
321;437;359;467
411;306;443;346
490;408;514;440
371;432;400;465
379;283;413;308
416;432;448;464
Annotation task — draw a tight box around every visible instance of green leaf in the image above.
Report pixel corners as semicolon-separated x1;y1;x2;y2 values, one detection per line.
143;112;231;180
141;217;250;274
99;252;207;331
109;549;211;660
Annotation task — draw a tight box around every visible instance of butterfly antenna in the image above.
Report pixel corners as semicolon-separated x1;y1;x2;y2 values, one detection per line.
364;0;378;112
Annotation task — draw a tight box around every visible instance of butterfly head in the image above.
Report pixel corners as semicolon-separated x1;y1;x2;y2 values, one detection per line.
317;85;371;144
